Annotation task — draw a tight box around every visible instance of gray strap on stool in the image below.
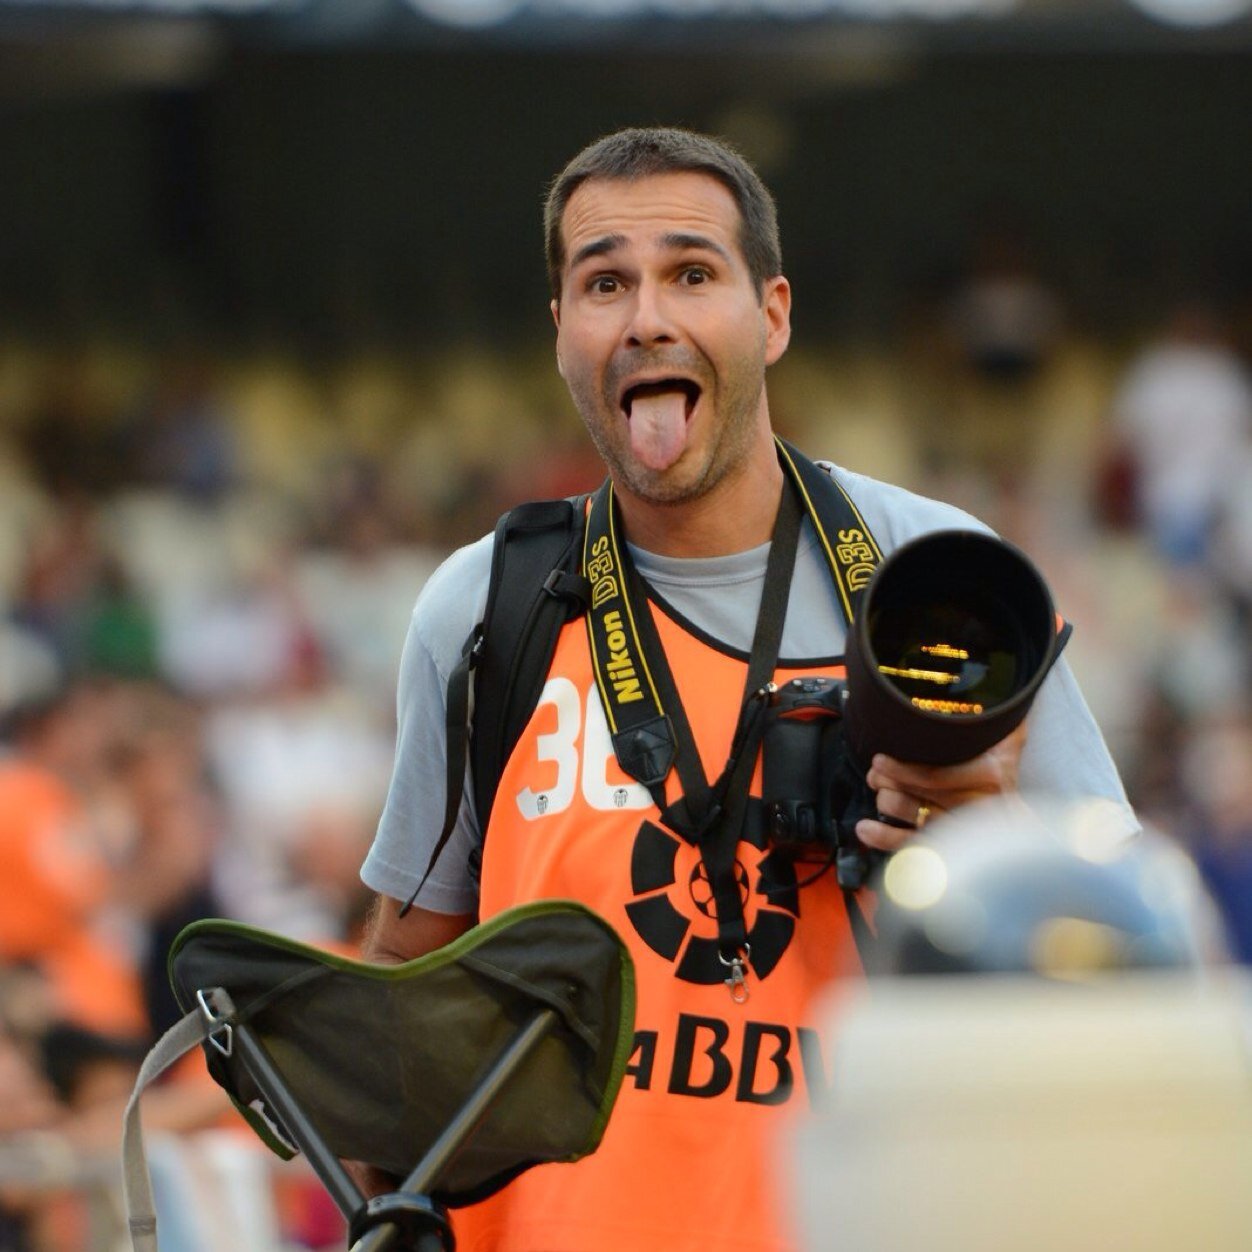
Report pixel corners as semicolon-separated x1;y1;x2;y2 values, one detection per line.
120;1009;218;1252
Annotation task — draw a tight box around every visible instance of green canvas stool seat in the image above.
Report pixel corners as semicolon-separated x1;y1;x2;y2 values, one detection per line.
122;901;635;1252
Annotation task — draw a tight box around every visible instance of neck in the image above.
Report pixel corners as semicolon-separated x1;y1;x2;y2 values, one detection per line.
613;427;785;558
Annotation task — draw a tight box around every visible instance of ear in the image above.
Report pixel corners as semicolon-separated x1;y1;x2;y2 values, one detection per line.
762;276;792;367
551;299;565;376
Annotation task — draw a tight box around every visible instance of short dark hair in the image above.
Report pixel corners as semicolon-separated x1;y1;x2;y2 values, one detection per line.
544;127;782;301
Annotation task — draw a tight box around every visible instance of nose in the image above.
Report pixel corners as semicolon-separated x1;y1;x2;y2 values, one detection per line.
623;281;678;349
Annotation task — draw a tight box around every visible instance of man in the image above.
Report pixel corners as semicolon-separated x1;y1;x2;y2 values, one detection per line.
361;128;1130;1251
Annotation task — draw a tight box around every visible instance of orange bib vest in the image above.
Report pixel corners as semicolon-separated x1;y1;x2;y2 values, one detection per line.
452;598;872;1252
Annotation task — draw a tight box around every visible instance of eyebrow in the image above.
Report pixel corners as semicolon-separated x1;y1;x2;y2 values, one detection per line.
570;234;627;270
660;232;733;263
568;231;733;271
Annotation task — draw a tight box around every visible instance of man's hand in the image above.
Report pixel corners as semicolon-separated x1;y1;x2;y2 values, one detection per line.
855;720;1029;853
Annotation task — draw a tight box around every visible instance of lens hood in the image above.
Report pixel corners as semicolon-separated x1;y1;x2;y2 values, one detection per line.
843;529;1059;767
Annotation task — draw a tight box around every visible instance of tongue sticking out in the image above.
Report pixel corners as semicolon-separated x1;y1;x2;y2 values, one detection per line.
628;390;690;472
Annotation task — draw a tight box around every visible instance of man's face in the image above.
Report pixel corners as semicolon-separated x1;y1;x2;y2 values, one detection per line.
552;172;791;507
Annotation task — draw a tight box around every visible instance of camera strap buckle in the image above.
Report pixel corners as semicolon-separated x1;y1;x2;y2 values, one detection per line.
719;945;751;1005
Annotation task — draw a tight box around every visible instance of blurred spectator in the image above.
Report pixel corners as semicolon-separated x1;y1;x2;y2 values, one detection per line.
924;219;1067;499
205;626;392;944
158;559;312;700
295;459;443;708
1104;302;1252;569
116;355;240;504
79;559;159;682
109;685;223;1037
1178;713;1252;963
1149;577;1251;723
1210;439;1252;624
11;495;107;671
948;222;1063;385
0;683;146;1040
0;622;61;724
5;487;159;699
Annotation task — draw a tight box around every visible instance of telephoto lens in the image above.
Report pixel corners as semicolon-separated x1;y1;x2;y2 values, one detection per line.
843;530;1060;766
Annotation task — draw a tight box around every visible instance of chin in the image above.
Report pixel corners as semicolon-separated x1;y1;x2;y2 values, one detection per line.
619;458;715;507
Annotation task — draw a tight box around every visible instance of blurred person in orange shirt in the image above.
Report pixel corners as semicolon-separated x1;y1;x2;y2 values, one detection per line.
0;684;145;1040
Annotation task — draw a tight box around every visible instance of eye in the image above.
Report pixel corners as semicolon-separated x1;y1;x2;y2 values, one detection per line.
679;266;711;287
589;275;621;295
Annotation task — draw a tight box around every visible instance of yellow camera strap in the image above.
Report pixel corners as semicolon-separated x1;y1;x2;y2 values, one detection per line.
774;437;884;625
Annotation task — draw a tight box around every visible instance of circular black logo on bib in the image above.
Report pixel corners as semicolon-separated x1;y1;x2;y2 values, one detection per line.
688;860;749;919
624;808;800;984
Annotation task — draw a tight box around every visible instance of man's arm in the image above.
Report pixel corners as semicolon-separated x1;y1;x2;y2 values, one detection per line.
361;895;476;965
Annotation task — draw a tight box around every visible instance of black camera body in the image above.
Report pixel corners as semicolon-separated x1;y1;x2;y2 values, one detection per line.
761;675;884;890
760;530;1062;891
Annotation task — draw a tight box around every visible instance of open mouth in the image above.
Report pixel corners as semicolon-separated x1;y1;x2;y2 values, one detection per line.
620;378;702;420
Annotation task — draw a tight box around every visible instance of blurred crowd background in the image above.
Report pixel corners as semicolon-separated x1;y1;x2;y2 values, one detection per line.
1;0;1251;1248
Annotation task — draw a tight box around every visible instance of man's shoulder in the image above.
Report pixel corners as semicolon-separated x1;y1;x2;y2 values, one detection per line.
415;490;590;630
409;491;585;673
418;532;494;609
816;460;994;551
409;532;495;674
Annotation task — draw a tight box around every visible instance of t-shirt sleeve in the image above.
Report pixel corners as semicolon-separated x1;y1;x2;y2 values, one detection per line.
361;535;493;914
1018;653;1134;817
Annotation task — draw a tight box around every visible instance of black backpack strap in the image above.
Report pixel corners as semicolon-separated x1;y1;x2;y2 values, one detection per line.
471;496;592;836
400;496;590;917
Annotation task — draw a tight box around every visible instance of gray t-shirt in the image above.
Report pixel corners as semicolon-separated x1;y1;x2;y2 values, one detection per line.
362;462;1131;914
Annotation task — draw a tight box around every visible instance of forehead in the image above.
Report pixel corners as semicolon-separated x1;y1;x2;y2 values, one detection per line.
560;171;744;266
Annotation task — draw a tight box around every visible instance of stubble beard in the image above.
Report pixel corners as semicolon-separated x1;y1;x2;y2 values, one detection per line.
566;348;768;508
